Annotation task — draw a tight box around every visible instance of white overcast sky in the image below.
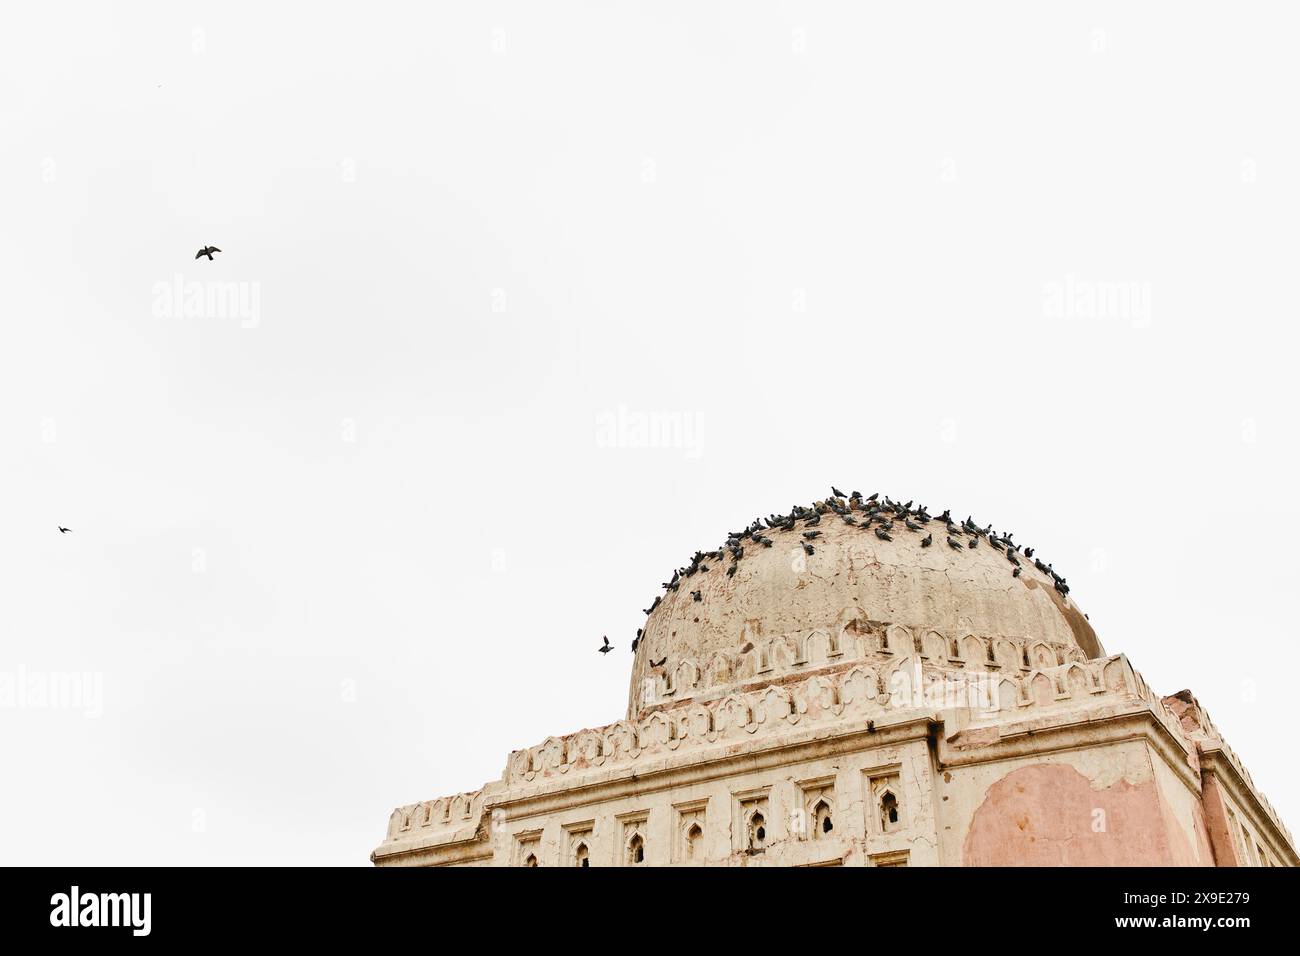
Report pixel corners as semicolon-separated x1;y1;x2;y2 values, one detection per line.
2;2;1298;865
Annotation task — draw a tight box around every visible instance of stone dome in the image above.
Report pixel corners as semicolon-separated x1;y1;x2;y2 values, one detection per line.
628;498;1102;718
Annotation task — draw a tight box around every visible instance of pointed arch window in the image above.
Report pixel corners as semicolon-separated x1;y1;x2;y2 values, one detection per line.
880;790;900;832
812;799;834;838
685;824;703;860
626;832;645;865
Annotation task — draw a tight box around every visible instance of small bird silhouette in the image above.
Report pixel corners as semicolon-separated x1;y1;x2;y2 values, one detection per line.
920;533;933;547
598;636;612;654
58;526;72;534
195;246;221;261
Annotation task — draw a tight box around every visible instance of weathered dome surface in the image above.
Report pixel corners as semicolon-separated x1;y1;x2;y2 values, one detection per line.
628;500;1102;717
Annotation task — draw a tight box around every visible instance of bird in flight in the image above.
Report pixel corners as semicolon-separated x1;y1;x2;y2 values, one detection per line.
58;526;72;534
195;246;221;261
598;636;612;655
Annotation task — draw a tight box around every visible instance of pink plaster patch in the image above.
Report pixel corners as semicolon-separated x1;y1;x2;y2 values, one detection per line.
963;764;1183;866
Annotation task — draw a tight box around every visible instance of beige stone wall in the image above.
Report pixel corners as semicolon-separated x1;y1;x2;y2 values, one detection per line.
947;738;1219;866
486;732;940;867
373;651;1296;867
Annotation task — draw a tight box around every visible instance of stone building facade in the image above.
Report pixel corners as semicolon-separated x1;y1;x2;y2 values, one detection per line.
372;499;1296;867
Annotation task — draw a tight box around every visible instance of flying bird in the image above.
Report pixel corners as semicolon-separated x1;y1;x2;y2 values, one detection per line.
195;245;221;260
598;636;612;654
58;526;72;534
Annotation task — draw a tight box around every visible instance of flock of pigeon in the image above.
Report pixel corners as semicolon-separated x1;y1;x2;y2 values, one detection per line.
601;487;1074;656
